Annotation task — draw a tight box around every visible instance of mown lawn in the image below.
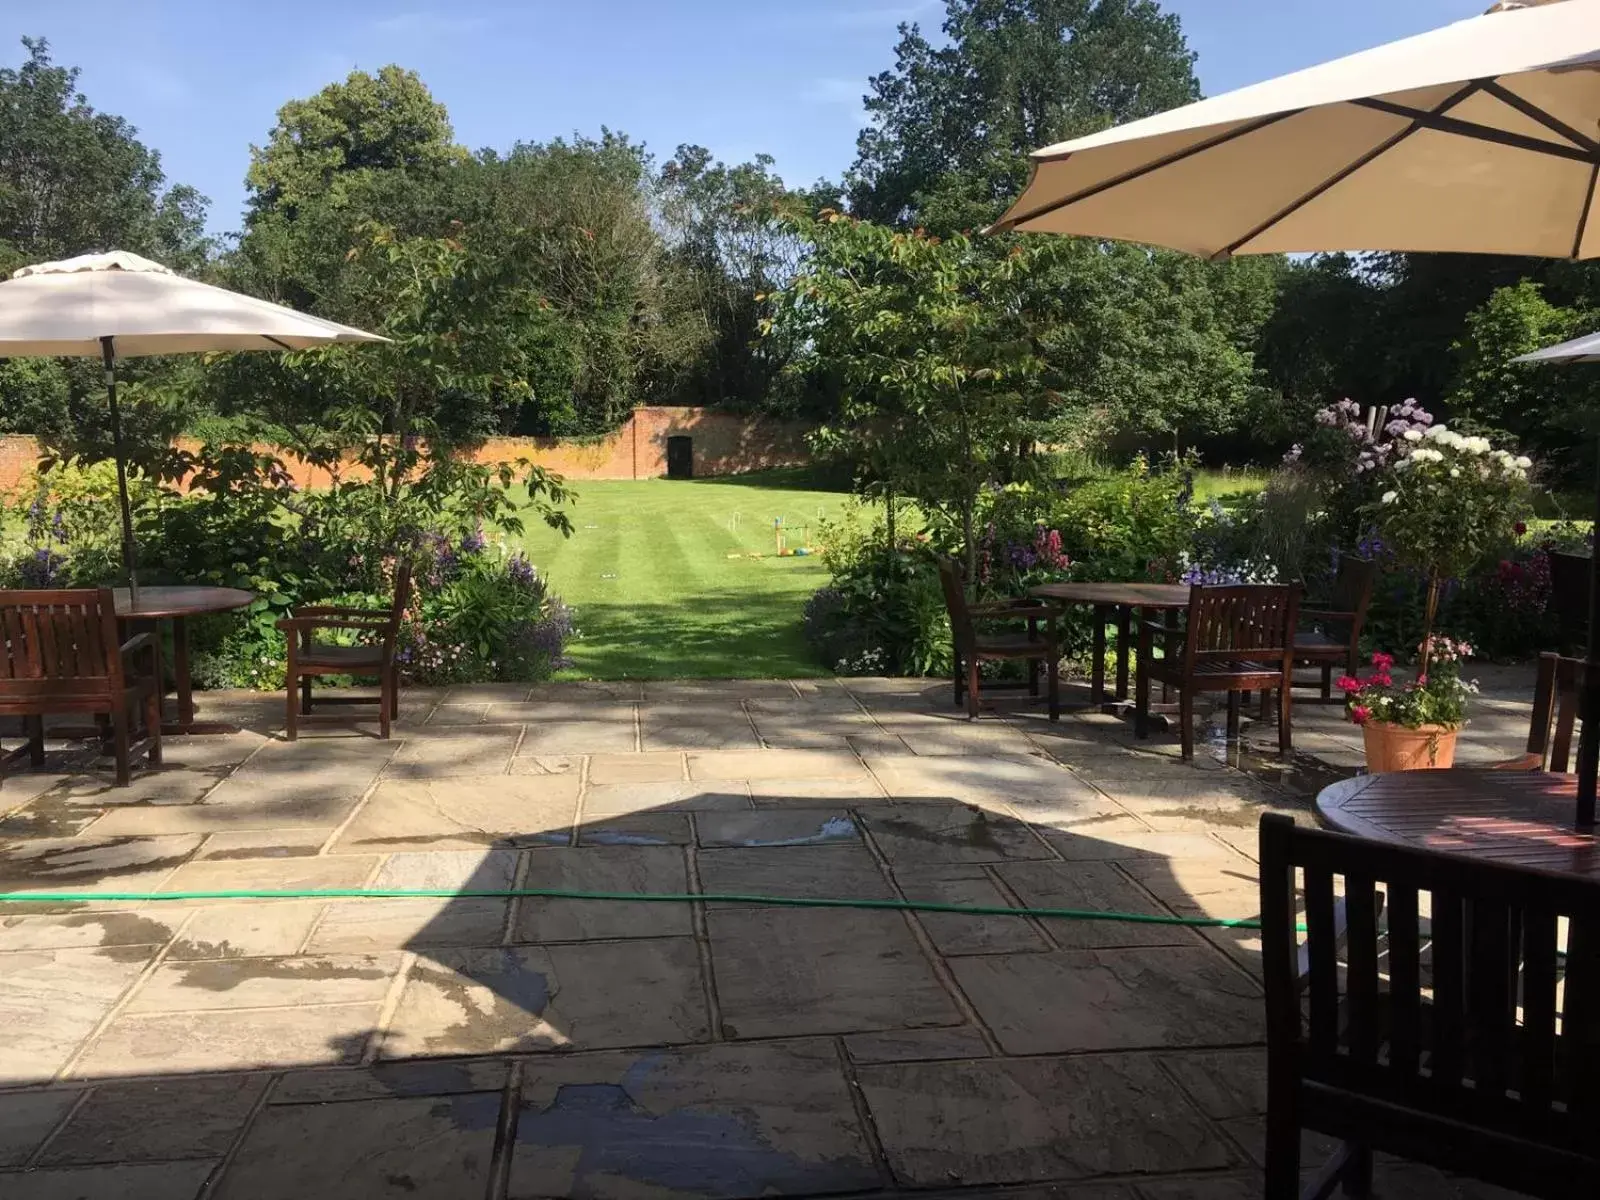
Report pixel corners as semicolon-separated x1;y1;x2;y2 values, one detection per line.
512;471;855;679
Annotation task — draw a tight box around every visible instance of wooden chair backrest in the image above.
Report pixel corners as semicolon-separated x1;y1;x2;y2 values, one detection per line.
1260;813;1600;1194
1526;651;1587;772
1329;554;1376;640
1181;583;1301;670
0;588;123;698
936;558;975;658
1548;551;1590;639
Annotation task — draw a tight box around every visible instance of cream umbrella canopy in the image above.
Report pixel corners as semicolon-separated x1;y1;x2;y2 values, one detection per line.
991;0;1600;258
0;251;386;601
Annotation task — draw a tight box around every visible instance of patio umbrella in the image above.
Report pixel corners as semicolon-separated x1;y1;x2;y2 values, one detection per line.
0;250;386;602
991;0;1600;256
994;0;1600;822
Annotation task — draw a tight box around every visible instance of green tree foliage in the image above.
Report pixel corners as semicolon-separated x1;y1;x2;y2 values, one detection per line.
850;0;1199;229
1448;281;1600;474
245;65;464;220
0;37;211;272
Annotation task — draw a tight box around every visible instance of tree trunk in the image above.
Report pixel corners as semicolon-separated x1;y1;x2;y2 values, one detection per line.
1420;570;1442;665
885;483;896;549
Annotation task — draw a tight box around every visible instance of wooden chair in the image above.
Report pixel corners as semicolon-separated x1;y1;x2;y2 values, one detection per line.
0;588;162;786
936;558;1059;722
278;563;411;740
1491;650;1585;773
1548;550;1589;653
1135;583;1300;759
1294;554;1375;701
1259;811;1600;1200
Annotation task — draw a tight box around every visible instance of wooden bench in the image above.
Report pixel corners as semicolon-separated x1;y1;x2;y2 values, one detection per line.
1259;812;1600;1199
0;587;162;786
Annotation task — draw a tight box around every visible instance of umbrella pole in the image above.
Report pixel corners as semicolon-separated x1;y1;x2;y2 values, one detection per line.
99;336;140;606
1579;437;1600;828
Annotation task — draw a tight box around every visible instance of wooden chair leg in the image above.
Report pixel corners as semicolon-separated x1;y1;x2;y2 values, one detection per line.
285;671;299;742
1046;653;1059;722
1027;657;1040;697
144;689;163;766
953;659;964;708
390;669;400;720
1341;1142;1373;1196
1263;1091;1301;1199
1259;689;1271;724
1321;664;1333;701
1135;665;1151;739
24;714;44;766
379;674;393;740
1179;690;1194;760
300;674;313;716
1226;690;1241;742
1279;677;1294;755
966;660;981;721
110;704;132;787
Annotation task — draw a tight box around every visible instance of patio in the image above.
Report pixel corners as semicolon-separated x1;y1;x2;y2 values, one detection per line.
0;675;1540;1199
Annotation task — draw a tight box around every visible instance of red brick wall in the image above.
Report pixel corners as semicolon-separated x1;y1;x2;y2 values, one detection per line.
0;408;814;493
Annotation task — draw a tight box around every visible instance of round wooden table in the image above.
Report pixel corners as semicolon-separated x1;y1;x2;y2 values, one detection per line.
1316;770;1600;880
114;586;257;735
1027;582;1192;705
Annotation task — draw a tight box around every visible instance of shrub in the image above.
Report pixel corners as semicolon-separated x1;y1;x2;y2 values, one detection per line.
1049;454;1198;582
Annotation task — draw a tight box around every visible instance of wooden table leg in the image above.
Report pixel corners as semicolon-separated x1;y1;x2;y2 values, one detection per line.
1091;606;1108;705
160;615;238;736
1115;605;1132;702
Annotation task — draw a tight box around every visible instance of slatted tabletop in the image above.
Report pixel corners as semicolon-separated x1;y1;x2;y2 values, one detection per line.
1316;770;1600;880
1027;582;1192;608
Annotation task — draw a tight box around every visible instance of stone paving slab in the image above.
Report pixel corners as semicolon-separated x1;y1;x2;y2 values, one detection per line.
708;907;958;1039
0;834;201;892
166;902;325;959
381;939;709;1056
581;780;753;815
0;910;180;952
71;1002;384;1077
37;1072;269;1166
696;844;895;903
215;1092;500;1200
0;1088;82;1166
513;714;641;754
3;946;156;1084
0;1159;217;1199
992;860;1203;950
694;808;861;848
308;896;508;952
513;845;692;941
329;775;579;852
856;1054;1235;1186
125;952;401;1013
859;802;1054;865
892;865;1051;956
639;705;762;751
509;1040;881;1200
578;813;693;846
192;828;330;859
950;947;1263;1054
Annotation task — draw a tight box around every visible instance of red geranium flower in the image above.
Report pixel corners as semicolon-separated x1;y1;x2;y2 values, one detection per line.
1514;521;1527;536
1351;705;1373;725
1370;652;1394;671
1336;675;1363;694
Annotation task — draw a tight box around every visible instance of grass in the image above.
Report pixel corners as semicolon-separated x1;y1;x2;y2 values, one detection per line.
511;471;855;679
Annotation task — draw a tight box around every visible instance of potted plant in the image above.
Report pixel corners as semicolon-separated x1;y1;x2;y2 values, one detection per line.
1339;640;1477;770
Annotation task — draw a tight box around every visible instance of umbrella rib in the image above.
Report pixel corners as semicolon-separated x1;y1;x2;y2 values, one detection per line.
262;335;295;351
993;110;1302;232
1480;79;1600;155
1349;95;1599;164
1214;81;1485;261
1573;164;1599;260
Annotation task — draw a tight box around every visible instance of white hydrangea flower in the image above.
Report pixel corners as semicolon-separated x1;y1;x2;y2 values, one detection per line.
1515;455;1532;469
1381;490;1398;504
1450;468;1461;478
1463;436;1491;455
1402;430;1423;443
1423;424;1452;442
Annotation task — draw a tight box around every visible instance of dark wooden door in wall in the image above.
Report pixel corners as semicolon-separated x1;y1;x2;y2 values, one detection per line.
666;436;694;479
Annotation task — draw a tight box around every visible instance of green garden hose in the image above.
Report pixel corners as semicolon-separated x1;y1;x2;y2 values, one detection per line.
0;886;1278;931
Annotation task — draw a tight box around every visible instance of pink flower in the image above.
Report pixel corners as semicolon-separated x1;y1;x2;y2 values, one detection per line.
1336;675;1364;694
1371;674;1393;689
1371;652;1394;671
1351;705;1373;726
1416;674;1428;686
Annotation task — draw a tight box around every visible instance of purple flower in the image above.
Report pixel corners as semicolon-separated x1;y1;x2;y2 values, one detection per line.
506;553;537;586
460;526;486;555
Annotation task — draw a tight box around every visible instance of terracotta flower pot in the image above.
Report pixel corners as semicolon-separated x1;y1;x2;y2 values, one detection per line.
1360;720;1459;772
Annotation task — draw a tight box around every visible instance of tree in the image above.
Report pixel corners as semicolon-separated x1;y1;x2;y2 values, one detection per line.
849;0;1199;228
1448;281;1600;476
774;215;1069;577
0;37;210;271
245;65;463;221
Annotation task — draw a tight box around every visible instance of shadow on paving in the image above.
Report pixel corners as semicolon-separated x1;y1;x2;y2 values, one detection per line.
0;681;1530;1200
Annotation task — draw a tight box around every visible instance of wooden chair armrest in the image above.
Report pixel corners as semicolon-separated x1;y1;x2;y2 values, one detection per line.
276;616;390;633
1299;608;1355;622
298;605;390;619
971;602;1052;620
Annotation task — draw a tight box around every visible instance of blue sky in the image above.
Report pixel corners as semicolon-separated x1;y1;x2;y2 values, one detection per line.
6;0;1477;238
